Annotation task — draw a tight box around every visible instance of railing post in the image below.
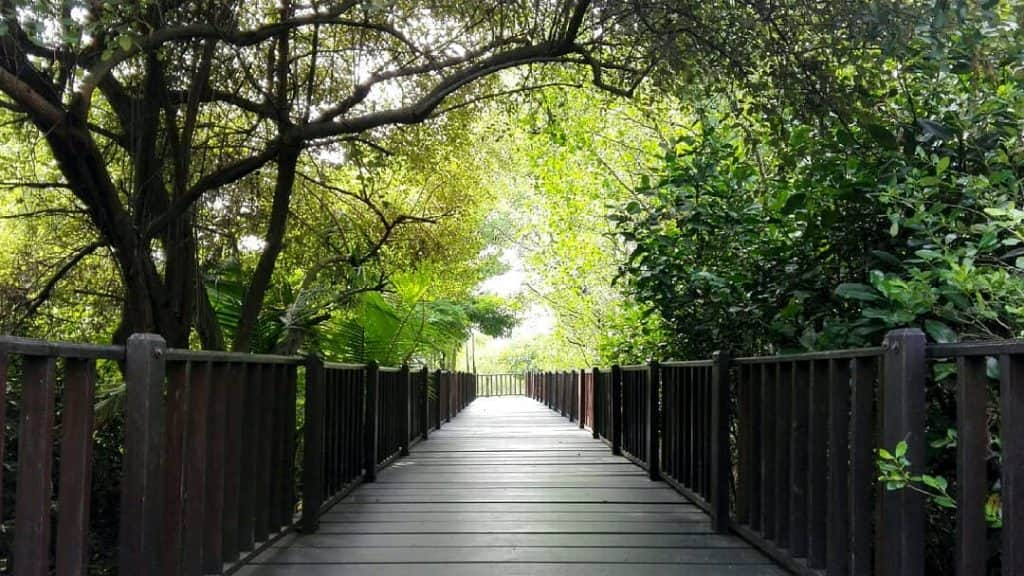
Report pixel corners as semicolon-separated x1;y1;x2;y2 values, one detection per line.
300;355;325;533
879;329;926;576
646;361;661;481
420;367;429;440
400;364;411;456
579;369;586;429
559;372;566;417
592;368;600;439
120;334;167;575
363;362;380;483
611;365;622;455
433;369;442;430
710;350;731;533
444;372;452;422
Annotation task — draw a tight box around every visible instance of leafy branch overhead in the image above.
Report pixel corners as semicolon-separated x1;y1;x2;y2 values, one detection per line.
0;0;654;350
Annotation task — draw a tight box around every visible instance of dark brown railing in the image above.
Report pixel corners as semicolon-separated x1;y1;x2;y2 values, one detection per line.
580;369;594;430
438;371;475;424
531;329;1024;576
526;371;579;423
0;334;475;575
477;373;524;396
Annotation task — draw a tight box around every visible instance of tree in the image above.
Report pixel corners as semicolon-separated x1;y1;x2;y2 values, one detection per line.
0;0;649;349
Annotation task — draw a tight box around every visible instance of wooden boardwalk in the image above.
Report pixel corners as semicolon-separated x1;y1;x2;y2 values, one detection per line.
238;396;785;575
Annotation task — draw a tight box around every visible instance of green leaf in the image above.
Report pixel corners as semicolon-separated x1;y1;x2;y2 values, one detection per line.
895;440;908;458
936;156;950;175
914;249;942;261
934;495;957;509
930;427;958;449
924;320;957;344
889;220;899;237
871;250;902;266
117;35;133;51
835;283;880;302
878;448;895;461
921;474;948;492
931;363;956;382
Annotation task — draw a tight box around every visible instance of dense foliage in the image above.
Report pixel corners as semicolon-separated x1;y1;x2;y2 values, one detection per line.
612;2;1024;359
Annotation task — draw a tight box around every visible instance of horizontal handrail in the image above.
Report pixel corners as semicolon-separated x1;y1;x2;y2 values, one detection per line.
660;359;715;368
164;348;303;364
0;334;124;359
927;339;1024;357
733;346;884;364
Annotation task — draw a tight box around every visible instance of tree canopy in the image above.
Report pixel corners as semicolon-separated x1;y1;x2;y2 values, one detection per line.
1;0;1020;372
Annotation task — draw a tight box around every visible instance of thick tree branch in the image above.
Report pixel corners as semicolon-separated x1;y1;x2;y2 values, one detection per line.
145;141;281;239
24;240;105;315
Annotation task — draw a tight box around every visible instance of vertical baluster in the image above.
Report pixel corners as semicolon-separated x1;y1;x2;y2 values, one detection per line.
611;365;622;455
14;355;56;576
364;363;380;482
774;362;792;548
827;359;851;575
850;357;875;575
204;363;227;569
956;356;987;576
254;365;273;542
184;362;211;576
710;351;730;533
222;364;242;563
761;363;776;541
1001;353;1023;576
790;361;809;557
0;345;7;525
808;361;828;567
236;362;258;553
56;359;95;576
162;361;188;575
301;356;325;533
748;365;762;532
737;365;751;525
284;366;298;523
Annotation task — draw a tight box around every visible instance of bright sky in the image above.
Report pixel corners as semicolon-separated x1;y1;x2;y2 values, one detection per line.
477;246;555;340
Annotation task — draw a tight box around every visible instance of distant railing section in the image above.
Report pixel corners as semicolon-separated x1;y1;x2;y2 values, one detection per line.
477;373;524;396
526;371;579;423
0;334;475;575
438;371;475;424
530;329;1024;576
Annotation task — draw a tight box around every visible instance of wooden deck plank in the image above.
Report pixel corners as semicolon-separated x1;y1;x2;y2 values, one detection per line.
252;546;774;563
245;396;785;575
237;564;786;576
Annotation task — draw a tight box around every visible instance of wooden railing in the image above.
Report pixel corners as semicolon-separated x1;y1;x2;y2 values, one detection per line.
526;371;579;423
477;373;524;396
532;329;1023;576
0;334;475;575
